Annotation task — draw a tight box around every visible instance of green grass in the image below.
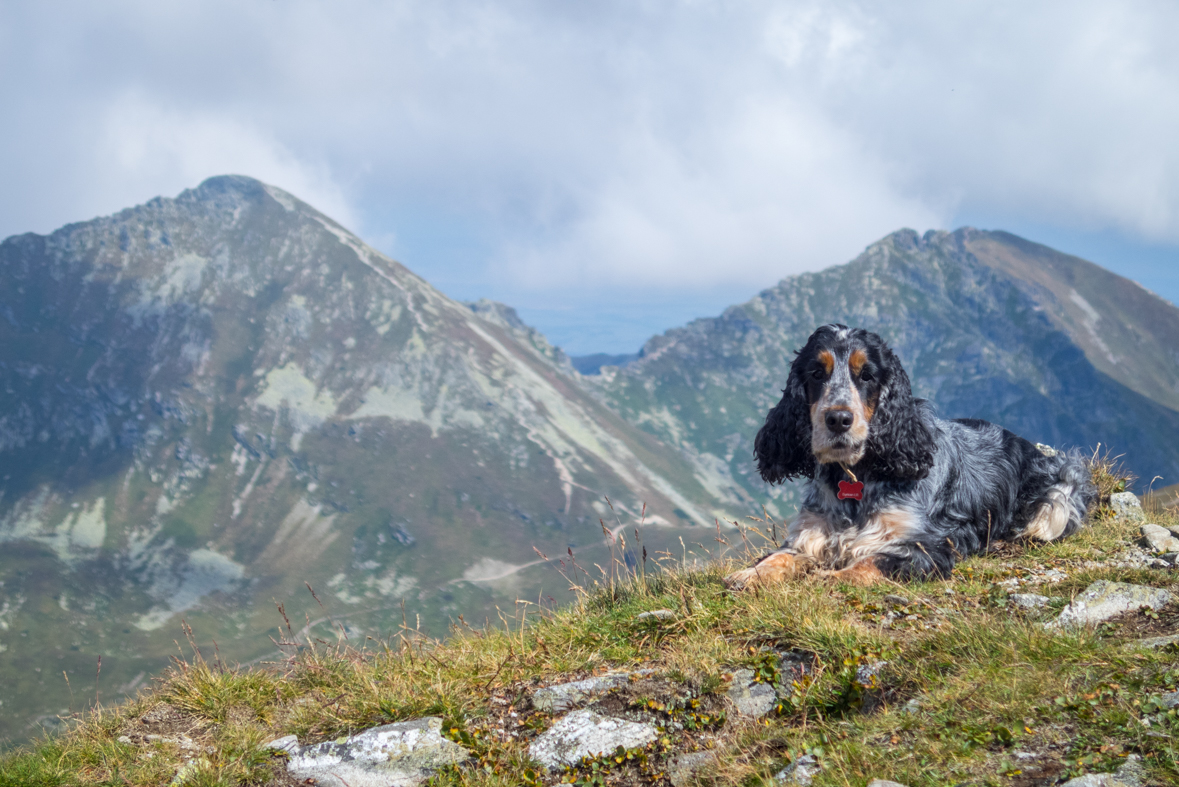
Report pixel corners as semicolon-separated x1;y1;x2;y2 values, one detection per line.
3;457;1178;786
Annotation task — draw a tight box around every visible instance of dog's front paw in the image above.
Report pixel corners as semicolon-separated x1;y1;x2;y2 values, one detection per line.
724;551;810;590
817;559;885;587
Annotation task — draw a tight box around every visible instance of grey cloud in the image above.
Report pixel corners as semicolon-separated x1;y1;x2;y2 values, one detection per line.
1;1;1177;338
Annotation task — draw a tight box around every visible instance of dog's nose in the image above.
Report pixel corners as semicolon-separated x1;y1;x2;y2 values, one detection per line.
825;409;854;434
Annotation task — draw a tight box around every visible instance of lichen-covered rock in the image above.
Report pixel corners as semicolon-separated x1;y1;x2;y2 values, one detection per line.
668;750;715;786
1141;524;1179;553
285;717;469;787
726;669;778;718
1110;492;1144;521
528;709;658;771
775;753;820;785
1058;754;1144;787
635;609;676;622
1046;581;1173;629
1010;593;1051;609
532;670;654;713
867;780;911;787
1132;632;1179;649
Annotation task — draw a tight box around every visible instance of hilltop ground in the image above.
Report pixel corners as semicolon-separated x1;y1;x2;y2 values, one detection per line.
3;456;1178;787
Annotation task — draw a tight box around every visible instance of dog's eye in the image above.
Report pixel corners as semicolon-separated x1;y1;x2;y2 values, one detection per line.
810;369;826;380
860;370;875;382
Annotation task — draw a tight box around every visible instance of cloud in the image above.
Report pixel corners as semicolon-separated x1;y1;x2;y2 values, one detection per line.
2;0;1178;309
94;93;355;231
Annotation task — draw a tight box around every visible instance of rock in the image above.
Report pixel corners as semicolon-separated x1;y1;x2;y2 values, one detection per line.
1010;593;1051;609
1109;492;1144;521
1058;754;1144;787
285;717;469;787
1156;690;1179;709
867;780;910;787
668;750;714;786
528;709;658;771
533;674;628;713
171;758;211;785
726;669;778;718
1046;581;1174;630
1141;524;1179;553
635;609;676;622
883;594;910;606
899;698;921;715
856;661;887;686
1132;633;1179;649
775;753;820;785
263;734;299;753
1158;552;1179;565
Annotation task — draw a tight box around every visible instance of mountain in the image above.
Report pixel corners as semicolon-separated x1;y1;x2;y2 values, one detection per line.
586;228;1179;518
0;177;736;744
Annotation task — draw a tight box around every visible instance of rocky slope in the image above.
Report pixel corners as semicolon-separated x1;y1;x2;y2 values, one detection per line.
587;228;1179;517
0;177;737;744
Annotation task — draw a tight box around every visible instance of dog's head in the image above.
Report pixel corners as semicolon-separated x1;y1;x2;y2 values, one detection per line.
754;324;935;484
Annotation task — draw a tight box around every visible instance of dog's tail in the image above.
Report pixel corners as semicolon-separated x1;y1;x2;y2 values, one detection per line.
1023;449;1097;542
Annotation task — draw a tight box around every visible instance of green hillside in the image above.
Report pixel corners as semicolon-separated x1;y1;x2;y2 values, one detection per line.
0;177;738;745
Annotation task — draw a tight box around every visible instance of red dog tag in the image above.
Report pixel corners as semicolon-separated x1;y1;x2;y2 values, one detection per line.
837;480;864;501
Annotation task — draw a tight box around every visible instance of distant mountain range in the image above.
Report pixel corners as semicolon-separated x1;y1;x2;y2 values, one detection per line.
587;228;1179;517
1;177;1177;743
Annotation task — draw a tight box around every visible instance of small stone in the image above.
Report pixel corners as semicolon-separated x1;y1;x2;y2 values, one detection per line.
1010;593;1051;609
528;709;658;771
532;675;627;712
1156;690;1179;709
1109;492;1143;521
1058;753;1144;787
1158;552;1179;565
1141;524;1179;553
263;735;299;753
899;698;921;715
883;594;910;606
286;717;469;787
775;753;820;785
1132;633;1179;649
856;661;887;686
117;735;133;744
635;609;676;622
171;758;211;786
867;780;910;787
668;750;714;786
1046;581;1174;630
725;669;778;718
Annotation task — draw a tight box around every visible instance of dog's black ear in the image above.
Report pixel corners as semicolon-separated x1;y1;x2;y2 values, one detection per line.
755;362;815;484
864;346;935;480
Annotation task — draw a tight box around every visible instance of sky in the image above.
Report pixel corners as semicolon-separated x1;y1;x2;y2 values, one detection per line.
2;1;1178;355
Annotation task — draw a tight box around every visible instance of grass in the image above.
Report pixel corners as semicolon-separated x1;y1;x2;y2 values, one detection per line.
3;455;1179;786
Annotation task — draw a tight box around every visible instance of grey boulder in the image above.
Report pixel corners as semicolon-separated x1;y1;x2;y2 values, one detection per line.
1109;492;1144;521
726;669;778;718
1046;581;1173;629
1141;524;1179;554
1058;754;1144;787
775;753;820;785
528;709;658;771
1010;593;1051;609
284;717;469;787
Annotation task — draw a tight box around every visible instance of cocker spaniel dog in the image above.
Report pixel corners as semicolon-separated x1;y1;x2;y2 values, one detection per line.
726;324;1095;588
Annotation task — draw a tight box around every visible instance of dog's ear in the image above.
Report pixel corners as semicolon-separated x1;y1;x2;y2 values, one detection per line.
864;347;935;480
755;361;815;484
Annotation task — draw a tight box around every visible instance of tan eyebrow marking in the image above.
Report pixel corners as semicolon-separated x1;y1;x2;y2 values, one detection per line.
849;348;868;376
818;350;835;375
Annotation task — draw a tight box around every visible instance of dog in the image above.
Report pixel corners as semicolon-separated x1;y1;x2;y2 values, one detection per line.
725;324;1095;588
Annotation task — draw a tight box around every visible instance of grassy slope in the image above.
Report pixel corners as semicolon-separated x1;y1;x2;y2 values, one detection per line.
3;464;1179;787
